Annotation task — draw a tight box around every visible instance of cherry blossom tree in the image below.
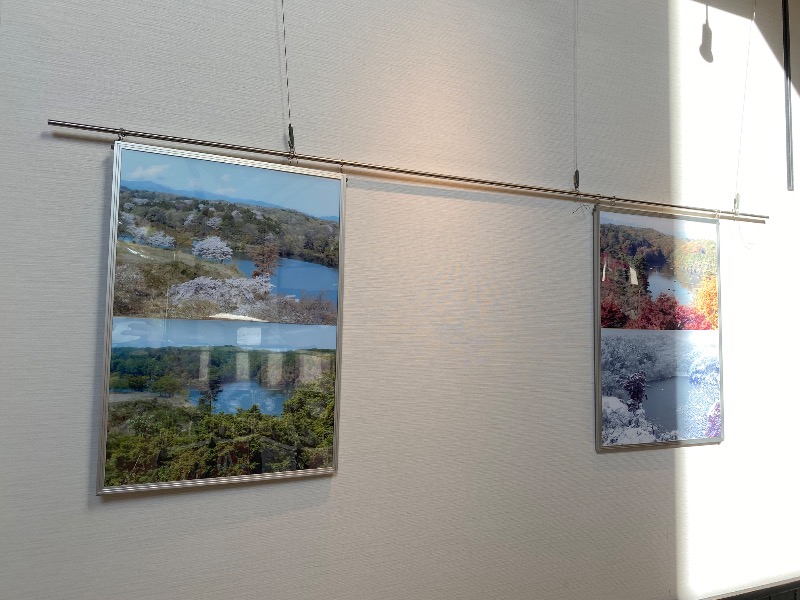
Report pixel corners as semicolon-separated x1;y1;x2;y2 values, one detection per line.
129;226;149;243
148;231;175;249
169;275;273;313
192;236;232;262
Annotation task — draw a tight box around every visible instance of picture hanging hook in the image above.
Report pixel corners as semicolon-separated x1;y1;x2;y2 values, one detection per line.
285;124;298;165
112;128;126;149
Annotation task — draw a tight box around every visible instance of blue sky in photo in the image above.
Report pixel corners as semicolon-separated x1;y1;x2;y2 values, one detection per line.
121;148;340;219
601;211;716;241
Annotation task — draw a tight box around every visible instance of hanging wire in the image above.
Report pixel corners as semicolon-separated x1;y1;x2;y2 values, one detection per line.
571;203;592;219
734;0;758;249
280;0;295;156
734;0;756;200
573;0;580;191
782;0;794;190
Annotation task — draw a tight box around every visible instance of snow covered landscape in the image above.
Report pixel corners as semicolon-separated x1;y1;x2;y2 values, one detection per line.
600;329;721;447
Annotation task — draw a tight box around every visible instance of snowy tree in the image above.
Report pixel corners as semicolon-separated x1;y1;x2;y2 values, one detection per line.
620;370;648;411
705;401;721;437
601;396;676;446
192;236;233;262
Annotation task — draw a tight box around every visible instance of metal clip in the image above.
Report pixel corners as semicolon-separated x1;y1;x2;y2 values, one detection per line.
287;123;296;163
112;128;127;149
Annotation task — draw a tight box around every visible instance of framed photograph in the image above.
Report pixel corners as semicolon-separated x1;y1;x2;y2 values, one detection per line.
595;208;722;451
98;142;343;493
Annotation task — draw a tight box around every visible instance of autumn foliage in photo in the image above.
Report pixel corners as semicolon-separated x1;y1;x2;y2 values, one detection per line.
599;223;718;331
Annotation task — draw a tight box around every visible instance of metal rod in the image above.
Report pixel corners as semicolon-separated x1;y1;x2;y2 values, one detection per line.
47;119;769;223
783;0;794;191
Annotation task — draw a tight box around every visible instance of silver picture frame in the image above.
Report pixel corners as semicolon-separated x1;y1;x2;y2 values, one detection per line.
594;207;723;451
98;142;344;493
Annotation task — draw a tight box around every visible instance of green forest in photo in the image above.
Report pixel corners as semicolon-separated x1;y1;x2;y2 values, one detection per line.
104;347;336;487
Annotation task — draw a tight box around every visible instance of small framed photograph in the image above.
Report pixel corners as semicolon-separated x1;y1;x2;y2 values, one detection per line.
99;142;343;493
595;208;722;451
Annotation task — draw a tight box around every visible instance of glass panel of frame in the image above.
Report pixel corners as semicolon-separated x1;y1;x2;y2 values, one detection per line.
595;208;722;451
98;142;343;493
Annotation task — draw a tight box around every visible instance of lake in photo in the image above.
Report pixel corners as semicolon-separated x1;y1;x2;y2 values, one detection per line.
231;255;339;304
641;376;691;432
600;328;721;441
188;381;291;415
648;267;693;304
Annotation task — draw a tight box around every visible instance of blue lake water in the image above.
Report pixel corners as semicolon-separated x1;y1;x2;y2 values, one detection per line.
115;239;338;303
602;328;721;439
648;268;692;305
188;381;290;415
231;256;339;304
641;376;691;432
112;317;336;350
641;375;720;438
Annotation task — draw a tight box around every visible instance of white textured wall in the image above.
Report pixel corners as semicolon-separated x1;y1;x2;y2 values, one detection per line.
1;1;798;599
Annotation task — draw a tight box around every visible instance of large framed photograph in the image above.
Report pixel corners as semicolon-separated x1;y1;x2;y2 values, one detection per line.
98;142;343;493
595;208;722;451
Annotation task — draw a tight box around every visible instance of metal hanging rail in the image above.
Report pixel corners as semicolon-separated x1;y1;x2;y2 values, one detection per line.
47;119;769;223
